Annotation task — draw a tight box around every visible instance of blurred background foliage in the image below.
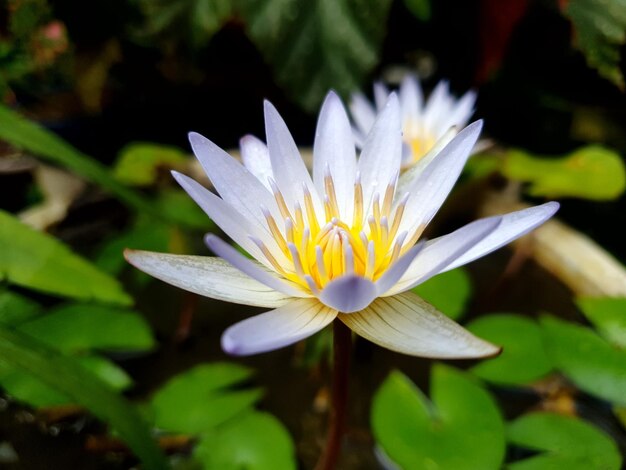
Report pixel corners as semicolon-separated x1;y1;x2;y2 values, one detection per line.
1;0;626;468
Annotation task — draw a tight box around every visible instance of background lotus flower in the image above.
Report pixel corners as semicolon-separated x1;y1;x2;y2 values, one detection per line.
125;91;558;358
350;74;477;169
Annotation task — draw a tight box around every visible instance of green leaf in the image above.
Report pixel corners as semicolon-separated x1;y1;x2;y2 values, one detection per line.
403;0;431;21
242;0;393;111
502;146;626;200
412;267;471;320
0;326;167;469
113;142;188;187
507;412;622;470
150;363;263;434
0;104;158;217
194;411;296;470
0;210;132;305
155;189;211;230
563;0;626;88
372;365;505;470
576;297;626;348
467;314;552;385
17;303;155;353
0;290;41;325
540;315;626;406
0;355;132;407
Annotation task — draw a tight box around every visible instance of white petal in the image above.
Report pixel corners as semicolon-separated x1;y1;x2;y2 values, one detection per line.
358;94;402;218
375;242;425;295
399;74;423;129
318;275;378;313
124;250;292;308
221;299;337;355
313;91;357;220
423;80;451;128
373;81;390;110
439;90;476;136
205;234;309;298
440;202;560;272
398;120;482;236
349;92;377;138
264;100;320;211
172;171;289;268
387;215;502;295
339;292;500;358
240;134;272;190
188;132;280;228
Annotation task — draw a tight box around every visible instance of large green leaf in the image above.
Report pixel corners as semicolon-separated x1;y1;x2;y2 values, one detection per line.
194;411;296;470
17;303;155;353
467;314;552;385
563;0;626;88
0;210;132;305
0;104;157;216
150;363;263;434
0;326;167;470
507;412;622;470
242;0;393;111
0;355;132;407
412;267;471;320
113;142;189;187
576;297;626;348
502;146;626;200
372;365;505;470
0;290;41;325
540;315;626;406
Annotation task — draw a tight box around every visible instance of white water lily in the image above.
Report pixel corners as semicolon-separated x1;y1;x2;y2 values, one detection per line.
350;74;476;169
125;91;558;358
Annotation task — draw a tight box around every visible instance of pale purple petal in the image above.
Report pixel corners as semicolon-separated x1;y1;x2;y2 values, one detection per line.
397;120;482;237
188;132;280;227
358;94;402;219
375;242;425;295
313;91;357;220
440;202;560;272
399;74;423;127
387;215;502;295
221;299;337;355
124;250;292;308
373;81;390;110
339;292;500;358
318;275;378;313
349;92;377;138
440;90;476;135
240;134;272;190
264;100;320;210
423;80;451;127
205;234;308;298
172;171;289;268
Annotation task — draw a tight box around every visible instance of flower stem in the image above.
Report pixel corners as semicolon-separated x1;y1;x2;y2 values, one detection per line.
316;319;352;470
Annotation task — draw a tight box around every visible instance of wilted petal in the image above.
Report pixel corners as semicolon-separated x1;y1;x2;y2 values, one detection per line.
240;134;272;190
340;292;500;358
221;299;337;355
319;275;378;313
440;202;560;272
313;91;357;220
124;250;292;308
205;234;309;298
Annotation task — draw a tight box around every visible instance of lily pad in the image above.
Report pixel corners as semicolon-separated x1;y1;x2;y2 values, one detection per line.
467;314;552;385
576;297;626;348
114;142;188;187
194;411;296;470
540;315;626;406
150;363;263;434
0;210;132;305
412;267;471;320
503;146;625;200
372;365;505;470
507;412;622;470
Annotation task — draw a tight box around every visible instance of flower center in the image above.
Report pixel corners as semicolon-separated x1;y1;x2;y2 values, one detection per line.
252;168;424;294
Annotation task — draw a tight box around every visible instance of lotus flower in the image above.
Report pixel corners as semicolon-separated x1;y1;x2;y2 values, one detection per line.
350;74;477;169
125;91;558;357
